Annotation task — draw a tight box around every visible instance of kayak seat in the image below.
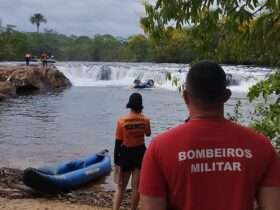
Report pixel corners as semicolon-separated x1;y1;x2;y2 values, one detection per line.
38;160;85;175
64;160;85;172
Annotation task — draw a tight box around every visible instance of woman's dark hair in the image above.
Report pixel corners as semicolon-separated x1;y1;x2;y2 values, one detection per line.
126;92;143;112
186;61;227;104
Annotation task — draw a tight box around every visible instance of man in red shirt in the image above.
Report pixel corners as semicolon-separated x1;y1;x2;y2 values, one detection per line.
139;61;280;210
113;92;151;210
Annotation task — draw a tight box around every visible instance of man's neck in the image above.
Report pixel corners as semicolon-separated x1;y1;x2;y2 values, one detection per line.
190;114;225;120
188;106;224;120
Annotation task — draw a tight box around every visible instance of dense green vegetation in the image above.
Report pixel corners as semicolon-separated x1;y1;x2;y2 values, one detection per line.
142;0;279;147
141;0;280;66
0;28;197;62
0;13;278;66
248;71;279;148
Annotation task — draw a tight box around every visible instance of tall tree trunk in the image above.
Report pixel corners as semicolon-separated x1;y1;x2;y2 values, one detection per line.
37;23;39;33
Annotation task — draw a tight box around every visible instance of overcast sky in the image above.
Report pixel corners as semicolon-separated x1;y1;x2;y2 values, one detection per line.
0;0;149;37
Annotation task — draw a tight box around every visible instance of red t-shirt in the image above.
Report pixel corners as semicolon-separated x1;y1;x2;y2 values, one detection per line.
139;119;280;210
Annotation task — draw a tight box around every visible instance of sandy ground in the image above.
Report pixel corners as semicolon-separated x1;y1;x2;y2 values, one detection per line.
0;198;111;210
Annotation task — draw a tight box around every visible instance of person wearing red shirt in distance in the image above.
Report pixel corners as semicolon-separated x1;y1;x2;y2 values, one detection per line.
113;92;151;210
139;61;280;210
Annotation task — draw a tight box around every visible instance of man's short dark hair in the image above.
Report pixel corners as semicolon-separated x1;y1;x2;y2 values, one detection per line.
186;61;227;104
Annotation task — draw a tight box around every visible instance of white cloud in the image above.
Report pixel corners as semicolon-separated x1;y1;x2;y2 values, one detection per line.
0;0;147;37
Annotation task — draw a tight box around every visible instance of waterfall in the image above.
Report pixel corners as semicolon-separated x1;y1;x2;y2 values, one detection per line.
56;62;272;92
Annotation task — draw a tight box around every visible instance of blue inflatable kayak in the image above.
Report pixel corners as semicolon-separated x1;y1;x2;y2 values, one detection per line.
23;150;111;193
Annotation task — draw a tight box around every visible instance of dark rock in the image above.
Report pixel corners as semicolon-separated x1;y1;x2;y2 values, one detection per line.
97;65;111;80
0;81;16;99
0;65;71;98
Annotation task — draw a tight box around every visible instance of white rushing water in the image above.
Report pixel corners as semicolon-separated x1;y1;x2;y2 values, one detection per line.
55;62;272;93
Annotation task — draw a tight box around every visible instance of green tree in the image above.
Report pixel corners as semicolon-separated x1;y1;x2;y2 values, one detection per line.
125;35;151;62
142;0;280;146
141;0;280;65
0;19;4;32
0;31;28;61
247;71;280;148
30;13;47;33
90;35;122;61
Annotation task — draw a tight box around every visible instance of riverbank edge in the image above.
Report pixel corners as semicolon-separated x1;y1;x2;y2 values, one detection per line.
0;167;130;209
0;198;111;210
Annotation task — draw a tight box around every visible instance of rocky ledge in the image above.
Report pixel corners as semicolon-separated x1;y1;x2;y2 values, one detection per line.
0;64;71;100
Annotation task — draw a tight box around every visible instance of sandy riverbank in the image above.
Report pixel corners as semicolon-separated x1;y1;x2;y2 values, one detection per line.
0;198;111;210
0;167;131;209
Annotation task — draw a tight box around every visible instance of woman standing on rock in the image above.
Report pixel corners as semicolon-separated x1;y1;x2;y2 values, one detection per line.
25;53;31;66
113;92;151;210
40;52;48;69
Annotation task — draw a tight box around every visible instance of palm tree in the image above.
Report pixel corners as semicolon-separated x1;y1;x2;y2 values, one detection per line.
30;13;47;33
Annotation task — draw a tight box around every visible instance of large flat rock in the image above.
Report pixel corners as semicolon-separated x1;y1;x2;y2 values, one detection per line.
0;65;71;98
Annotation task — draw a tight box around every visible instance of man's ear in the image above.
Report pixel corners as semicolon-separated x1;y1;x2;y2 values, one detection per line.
183;89;190;105
223;88;231;103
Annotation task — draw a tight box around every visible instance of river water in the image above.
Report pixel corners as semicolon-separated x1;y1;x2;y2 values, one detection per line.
0;62;273;188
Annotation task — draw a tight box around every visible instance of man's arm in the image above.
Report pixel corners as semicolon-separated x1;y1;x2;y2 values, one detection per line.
257;187;280;210
140;140;168;209
257;146;280;210
141;195;167;210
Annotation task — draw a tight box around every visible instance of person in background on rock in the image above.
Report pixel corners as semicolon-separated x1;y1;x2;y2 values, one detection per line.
113;92;151;210
25;53;31;66
139;61;280;210
40;52;48;69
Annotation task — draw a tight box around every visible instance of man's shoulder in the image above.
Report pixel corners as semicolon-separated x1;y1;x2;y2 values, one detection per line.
152;123;187;144
151;120;271;148
146;123;189;161
224;121;274;154
229;121;269;140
